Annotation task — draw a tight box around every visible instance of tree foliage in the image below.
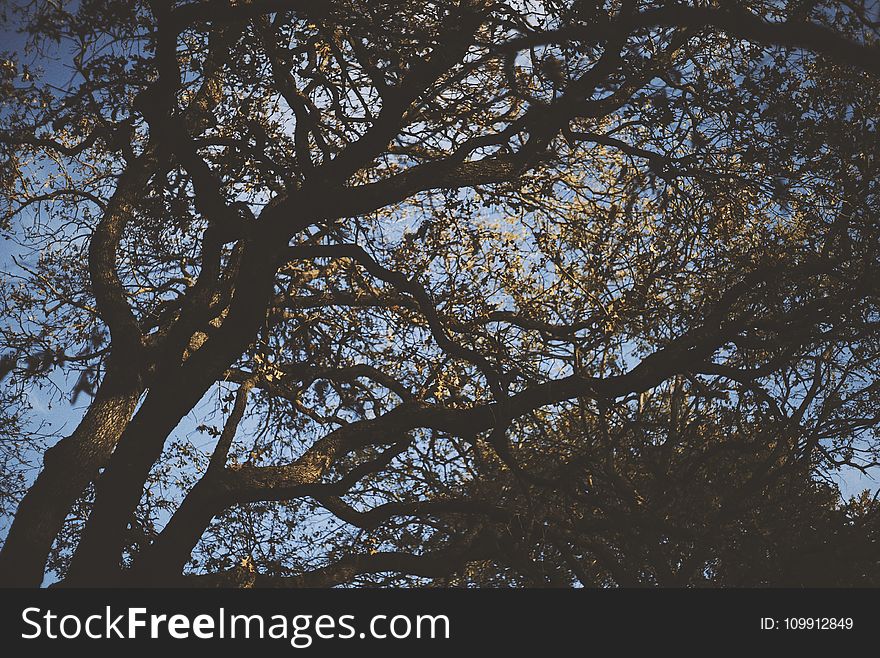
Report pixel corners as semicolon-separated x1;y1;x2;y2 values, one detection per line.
1;0;880;587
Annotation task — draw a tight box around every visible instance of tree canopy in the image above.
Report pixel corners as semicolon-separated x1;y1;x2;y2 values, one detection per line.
1;0;879;587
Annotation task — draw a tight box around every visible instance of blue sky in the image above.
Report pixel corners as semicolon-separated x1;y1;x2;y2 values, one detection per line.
2;3;879;585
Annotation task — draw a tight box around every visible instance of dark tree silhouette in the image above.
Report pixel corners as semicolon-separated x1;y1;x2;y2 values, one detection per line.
1;0;879;587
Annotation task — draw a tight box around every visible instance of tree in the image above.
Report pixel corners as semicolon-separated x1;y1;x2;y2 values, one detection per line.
1;0;879;587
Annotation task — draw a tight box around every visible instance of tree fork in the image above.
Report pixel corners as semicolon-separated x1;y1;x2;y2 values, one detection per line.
64;239;282;585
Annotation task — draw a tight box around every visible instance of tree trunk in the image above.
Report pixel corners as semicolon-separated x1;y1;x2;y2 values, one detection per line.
0;367;143;586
